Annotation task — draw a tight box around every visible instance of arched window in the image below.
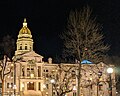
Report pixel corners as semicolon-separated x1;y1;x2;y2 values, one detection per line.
25;44;27;50
30;47;31;50
20;44;22;50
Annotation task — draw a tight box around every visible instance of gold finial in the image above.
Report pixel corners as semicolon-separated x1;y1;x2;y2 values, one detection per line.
24;18;26;23
23;18;27;27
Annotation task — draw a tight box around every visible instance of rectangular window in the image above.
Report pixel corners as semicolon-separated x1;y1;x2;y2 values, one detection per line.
27;68;30;77
22;66;25;76
27;82;34;90
0;83;2;88
27;66;35;77
25;46;27;50
90;85;92;89
7;83;9;88
38;82;41;90
11;83;13;88
38;66;41;77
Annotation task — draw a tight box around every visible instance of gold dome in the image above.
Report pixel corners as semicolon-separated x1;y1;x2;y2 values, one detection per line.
19;18;31;35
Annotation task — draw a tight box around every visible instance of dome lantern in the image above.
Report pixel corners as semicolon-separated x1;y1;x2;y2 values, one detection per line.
23;18;27;27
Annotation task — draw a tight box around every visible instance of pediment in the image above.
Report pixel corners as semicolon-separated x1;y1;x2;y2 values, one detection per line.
19;51;43;62
22;51;43;57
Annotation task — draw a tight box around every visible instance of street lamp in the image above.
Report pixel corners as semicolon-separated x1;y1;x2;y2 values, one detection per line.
9;84;12;96
107;67;113;96
73;86;77;96
97;71;102;96
50;79;55;96
42;84;46;89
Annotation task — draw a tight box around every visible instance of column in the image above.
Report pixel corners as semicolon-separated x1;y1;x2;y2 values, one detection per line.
36;66;38;78
20;82;22;91
25;65;27;77
24;82;27;91
36;82;38;91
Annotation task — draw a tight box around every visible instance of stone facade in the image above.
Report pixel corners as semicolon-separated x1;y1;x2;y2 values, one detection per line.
2;19;116;96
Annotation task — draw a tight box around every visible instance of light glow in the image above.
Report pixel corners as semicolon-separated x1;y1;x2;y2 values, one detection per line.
42;84;46;89
107;67;113;74
21;83;24;88
50;79;55;84
73;86;77;91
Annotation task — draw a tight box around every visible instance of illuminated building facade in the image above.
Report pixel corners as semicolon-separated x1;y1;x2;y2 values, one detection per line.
3;19;116;96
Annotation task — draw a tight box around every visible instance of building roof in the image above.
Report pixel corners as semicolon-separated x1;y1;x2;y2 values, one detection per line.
81;60;92;64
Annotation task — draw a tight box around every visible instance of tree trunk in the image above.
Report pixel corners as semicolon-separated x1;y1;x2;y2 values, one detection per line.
76;63;81;96
2;79;4;96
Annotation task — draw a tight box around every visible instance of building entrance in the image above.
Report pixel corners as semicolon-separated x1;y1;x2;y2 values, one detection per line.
27;82;34;90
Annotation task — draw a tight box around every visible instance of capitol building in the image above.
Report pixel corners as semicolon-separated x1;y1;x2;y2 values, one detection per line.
2;19;116;96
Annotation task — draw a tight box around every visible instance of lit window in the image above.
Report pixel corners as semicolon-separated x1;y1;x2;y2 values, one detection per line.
27;66;35;77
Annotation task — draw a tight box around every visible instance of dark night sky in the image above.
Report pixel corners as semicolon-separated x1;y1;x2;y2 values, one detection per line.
0;0;120;59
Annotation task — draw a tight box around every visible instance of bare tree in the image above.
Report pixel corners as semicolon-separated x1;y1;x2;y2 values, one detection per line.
61;6;109;96
44;64;76;96
47;63;111;96
0;55;13;96
0;35;15;95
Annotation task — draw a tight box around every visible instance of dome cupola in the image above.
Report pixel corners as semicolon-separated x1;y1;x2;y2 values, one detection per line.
15;18;34;55
18;18;32;38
